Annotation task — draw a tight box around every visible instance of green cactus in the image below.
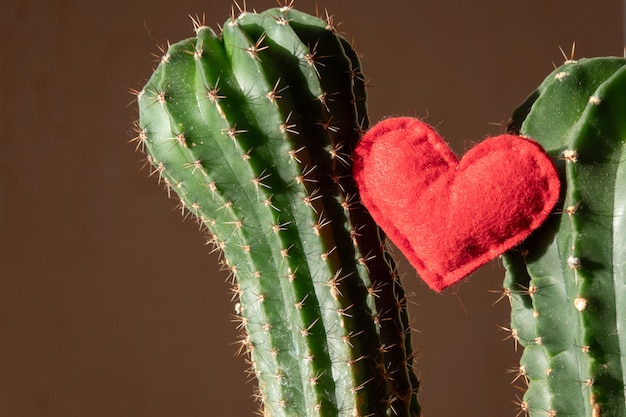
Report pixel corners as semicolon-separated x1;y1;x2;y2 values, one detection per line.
504;56;626;417
136;6;419;417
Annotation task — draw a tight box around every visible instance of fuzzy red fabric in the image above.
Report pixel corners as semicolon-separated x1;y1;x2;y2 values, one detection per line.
353;117;560;292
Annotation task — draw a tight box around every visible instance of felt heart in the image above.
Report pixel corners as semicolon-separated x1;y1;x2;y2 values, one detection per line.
353;117;560;292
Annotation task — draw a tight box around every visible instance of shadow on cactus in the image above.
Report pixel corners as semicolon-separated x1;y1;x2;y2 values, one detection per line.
135;5;420;417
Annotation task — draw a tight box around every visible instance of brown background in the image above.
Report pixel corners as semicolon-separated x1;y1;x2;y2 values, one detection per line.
1;1;622;416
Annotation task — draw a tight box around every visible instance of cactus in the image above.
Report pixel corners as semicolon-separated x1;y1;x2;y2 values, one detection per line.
135;6;419;417
504;56;626;416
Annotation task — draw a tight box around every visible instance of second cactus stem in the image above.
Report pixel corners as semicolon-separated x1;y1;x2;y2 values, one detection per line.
136;6;420;417
504;56;626;417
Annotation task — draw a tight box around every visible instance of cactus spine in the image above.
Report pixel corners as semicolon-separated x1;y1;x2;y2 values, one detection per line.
504;57;626;417
136;6;419;417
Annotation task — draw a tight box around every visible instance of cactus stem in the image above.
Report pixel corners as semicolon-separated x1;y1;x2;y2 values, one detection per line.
138;7;421;415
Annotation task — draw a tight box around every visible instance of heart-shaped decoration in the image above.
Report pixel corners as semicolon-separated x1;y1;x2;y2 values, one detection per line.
353;117;560;292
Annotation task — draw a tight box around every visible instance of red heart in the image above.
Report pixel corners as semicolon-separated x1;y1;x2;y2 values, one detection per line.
353;117;560;292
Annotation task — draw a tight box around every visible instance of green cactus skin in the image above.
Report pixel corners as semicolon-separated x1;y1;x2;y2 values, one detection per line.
135;6;419;417
504;56;626;417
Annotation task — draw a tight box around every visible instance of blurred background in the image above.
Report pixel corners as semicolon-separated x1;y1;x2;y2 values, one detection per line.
1;0;623;416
